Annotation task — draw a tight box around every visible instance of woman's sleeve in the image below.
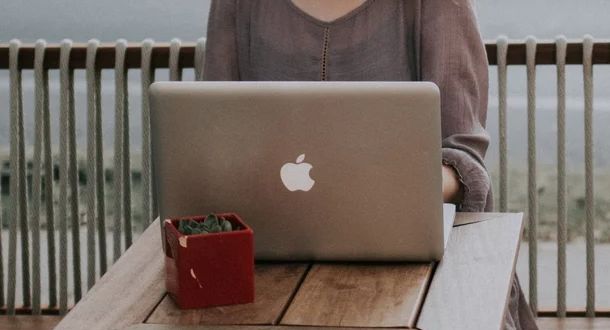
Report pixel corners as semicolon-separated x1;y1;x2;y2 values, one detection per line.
202;0;239;81
421;0;492;212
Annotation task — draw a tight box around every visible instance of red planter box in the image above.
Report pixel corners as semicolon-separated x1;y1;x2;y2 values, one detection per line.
164;213;255;309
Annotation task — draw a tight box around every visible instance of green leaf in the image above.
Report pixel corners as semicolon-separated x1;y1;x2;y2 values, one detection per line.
178;219;188;234
183;226;193;235
221;218;232;232
203;213;218;227
204;214;219;227
199;222;210;232
211;225;222;233
188;219;199;229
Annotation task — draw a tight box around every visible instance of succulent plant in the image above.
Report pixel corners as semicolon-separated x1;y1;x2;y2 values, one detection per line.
178;213;233;235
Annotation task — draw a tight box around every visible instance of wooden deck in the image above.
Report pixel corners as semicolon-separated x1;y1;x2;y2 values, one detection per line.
0;315;62;330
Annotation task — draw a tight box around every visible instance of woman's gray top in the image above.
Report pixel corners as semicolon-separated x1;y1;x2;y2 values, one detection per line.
203;2;539;329
203;0;492;213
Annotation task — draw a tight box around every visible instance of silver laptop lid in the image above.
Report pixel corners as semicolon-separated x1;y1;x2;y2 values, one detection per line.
150;81;444;261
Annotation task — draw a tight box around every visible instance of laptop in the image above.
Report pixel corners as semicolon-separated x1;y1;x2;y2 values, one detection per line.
150;81;454;262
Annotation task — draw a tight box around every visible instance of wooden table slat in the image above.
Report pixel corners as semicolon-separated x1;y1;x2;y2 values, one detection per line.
53;218;167;330
454;212;515;227
126;325;407;330
280;263;434;328
147;264;309;326
416;213;524;330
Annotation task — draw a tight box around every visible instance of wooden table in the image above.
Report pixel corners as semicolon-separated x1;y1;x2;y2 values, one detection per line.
53;213;523;330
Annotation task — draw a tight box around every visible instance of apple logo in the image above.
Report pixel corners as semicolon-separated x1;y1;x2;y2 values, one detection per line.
280;154;315;192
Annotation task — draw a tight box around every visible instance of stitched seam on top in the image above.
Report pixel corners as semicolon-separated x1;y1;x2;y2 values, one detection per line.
321;27;330;81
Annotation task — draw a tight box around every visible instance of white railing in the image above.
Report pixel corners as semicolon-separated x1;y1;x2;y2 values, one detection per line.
0;37;608;318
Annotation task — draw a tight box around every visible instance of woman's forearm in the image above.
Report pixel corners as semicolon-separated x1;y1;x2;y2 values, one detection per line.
442;164;464;205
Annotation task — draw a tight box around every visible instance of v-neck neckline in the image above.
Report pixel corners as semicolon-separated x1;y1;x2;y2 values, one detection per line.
285;0;376;26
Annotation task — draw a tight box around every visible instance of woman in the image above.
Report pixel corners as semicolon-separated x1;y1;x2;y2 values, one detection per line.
202;1;537;329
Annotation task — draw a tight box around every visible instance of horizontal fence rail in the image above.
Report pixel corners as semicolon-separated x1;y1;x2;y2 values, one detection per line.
0;37;607;319
2;40;610;69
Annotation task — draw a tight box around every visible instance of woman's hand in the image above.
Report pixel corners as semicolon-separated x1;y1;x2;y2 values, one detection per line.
442;164;464;204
